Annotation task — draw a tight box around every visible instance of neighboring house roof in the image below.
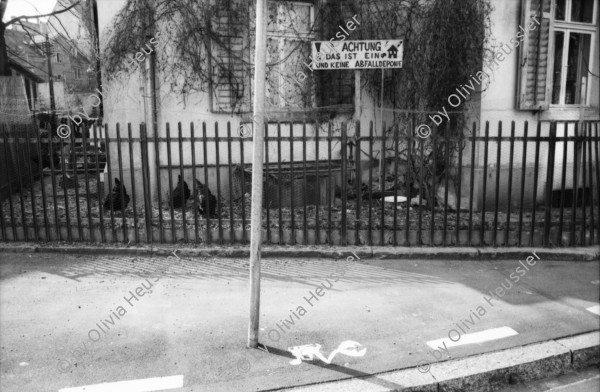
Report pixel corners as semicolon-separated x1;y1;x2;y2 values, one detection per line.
4;29;48;82
49;32;92;64
6;27;92;81
7;59;45;83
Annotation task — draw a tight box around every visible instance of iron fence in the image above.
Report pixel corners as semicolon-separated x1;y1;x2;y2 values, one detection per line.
0;120;598;247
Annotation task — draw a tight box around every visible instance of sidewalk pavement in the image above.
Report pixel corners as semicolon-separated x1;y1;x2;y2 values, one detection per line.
0;245;598;392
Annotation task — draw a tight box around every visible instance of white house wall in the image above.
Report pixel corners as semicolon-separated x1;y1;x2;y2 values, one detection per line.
95;0;596;208
482;0;599;124
96;0;393;204
475;0;599;208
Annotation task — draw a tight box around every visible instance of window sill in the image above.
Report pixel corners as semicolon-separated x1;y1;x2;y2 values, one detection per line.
540;106;600;121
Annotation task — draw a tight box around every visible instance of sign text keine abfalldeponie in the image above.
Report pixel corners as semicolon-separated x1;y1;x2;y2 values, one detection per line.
311;39;403;70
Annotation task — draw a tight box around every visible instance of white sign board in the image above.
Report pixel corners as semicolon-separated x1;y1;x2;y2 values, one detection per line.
310;40;403;70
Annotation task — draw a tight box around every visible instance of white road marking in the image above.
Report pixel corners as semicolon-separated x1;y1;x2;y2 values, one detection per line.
427;326;519;349
59;375;184;392
586;305;600;316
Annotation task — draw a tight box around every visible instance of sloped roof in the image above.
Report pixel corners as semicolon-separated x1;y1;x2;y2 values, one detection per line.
6;27;92;80
4;29;48;81
7;59;44;83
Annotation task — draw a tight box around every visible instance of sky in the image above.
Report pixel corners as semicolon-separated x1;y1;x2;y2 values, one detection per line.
3;0;58;22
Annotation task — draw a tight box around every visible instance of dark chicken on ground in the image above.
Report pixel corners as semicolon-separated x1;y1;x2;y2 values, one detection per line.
170;174;191;208
103;178;130;211
194;179;217;218
59;174;79;188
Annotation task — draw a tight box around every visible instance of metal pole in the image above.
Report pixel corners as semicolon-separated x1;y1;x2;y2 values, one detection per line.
378;69;384;189
45;34;56;133
147;43;158;204
354;70;361;121
248;0;268;349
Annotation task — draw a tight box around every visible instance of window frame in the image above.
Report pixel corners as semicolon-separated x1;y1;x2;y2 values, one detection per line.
549;0;598;108
266;1;316;110
210;0;353;120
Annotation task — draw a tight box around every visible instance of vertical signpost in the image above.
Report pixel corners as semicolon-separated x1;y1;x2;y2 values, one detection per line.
354;70;361;121
247;37;402;349
248;0;268;349
45;34;57;133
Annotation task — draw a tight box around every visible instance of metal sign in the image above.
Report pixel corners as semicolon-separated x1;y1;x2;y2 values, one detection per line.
310;39;403;70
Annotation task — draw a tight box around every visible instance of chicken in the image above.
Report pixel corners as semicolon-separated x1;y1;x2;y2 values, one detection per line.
103;178;130;211
169;174;191;209
193;179;217;218
335;179;369;200
59;174;79;188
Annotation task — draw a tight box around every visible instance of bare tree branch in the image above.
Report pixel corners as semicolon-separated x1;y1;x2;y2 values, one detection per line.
4;1;80;27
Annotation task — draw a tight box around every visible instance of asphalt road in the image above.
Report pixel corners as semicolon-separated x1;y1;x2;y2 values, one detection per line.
0;252;598;392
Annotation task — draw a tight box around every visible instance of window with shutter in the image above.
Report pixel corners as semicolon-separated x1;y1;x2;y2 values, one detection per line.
517;0;553;110
517;0;597;110
550;0;597;105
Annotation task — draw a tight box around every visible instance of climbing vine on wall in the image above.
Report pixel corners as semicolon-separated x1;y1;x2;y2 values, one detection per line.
349;0;493;203
103;0;492;112
101;0;325;112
